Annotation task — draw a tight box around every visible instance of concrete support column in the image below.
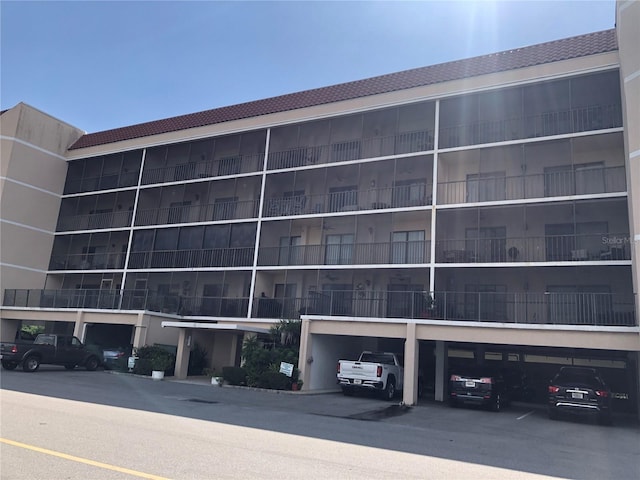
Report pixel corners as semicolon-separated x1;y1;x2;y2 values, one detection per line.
72;310;85;340
174;328;192;380
132;313;149;349
298;319;312;389
434;340;448;402
403;322;419;406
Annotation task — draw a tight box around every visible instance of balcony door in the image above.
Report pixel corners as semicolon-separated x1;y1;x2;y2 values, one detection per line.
465;226;506;262
545;285;611;325
202;284;228;316
325;234;354;265
322;284;352;316
464;284;507;321
466;172;506;202
391;231;425;264
386;284;425;318
279;236;302;265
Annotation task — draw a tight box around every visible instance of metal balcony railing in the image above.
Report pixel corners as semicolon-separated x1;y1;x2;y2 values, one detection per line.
437;165;626;205
64;171;139;194
267;129;434;170
49;252;126;270
135;199;259;226
3;289;635;327
263;183;432;217
127;247;254;269
439;104;622;148
436;233;631;263
140;154;263;185
257;240;431;266
56;210;133;231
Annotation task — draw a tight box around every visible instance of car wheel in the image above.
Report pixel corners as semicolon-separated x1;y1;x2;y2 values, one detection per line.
492;394;502;412
1;360;18;370
341;386;354;396
22;355;40;372
84;356;99;371
64;364;76;370
382;378;396;401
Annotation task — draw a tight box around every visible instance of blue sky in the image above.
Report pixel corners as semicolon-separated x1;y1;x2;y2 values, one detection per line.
1;1;617;134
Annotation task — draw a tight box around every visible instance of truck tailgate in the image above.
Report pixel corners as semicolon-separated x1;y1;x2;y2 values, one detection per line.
339;361;379;379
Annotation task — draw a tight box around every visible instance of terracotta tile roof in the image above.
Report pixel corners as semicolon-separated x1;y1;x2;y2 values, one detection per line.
69;29;617;150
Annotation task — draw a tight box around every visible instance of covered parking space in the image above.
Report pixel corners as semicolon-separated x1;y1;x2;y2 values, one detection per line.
299;315;640;413
161;321;271;379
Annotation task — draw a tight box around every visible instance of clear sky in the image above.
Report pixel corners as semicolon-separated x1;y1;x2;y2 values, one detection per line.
1;0;617;134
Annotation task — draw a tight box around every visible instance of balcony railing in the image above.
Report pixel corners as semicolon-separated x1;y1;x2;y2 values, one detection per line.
64;171;139;194
1;289;249;317
437;166;626;205
267;129;434;170
4;289;635;327
135;199;259;226
439;104;622;149
56;210;133;231
128;247;254;269
264;184;432;217
49;252;126;270
257;240;431;266
436;233;631;263
141;154;263;185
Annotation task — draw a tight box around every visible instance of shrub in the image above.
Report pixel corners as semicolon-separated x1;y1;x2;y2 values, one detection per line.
257;371;290;390
133;345;175;376
222;366;247;386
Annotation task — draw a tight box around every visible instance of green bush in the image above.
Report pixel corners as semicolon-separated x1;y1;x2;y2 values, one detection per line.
222;366;247;386
257;371;290;390
133;345;175;376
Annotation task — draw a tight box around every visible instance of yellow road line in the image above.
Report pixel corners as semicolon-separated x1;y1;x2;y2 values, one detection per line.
0;437;172;480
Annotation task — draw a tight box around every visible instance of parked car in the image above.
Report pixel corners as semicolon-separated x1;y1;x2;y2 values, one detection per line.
101;346;130;370
449;368;515;411
547;366;612;424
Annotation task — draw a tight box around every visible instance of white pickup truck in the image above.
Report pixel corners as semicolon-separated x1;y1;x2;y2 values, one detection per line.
337;351;404;400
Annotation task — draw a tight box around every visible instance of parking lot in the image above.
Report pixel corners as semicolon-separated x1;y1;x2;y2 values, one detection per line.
1;366;639;479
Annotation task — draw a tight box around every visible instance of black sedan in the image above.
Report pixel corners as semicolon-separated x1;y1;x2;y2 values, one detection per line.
548;366;612;425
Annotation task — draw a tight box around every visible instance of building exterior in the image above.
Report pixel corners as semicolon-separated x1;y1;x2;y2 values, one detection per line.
2;2;639;413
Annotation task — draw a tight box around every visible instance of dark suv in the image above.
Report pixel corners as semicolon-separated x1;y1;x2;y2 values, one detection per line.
449;369;513;412
548;367;612;425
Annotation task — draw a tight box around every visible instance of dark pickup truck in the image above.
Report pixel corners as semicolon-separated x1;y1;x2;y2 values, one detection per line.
0;334;100;372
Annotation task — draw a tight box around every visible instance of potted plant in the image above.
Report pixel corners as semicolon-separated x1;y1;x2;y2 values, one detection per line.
291;378;303;391
204;367;224;386
150;350;172;380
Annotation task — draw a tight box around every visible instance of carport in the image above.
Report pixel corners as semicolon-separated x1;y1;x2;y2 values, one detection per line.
299;315;640;411
161;321;270;379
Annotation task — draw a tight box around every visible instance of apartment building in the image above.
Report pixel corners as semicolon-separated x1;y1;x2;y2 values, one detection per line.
2;2;638;413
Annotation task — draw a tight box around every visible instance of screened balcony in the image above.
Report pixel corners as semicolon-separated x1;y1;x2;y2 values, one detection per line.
135;198;259;226
437;165;626;205
266;129;434;170
247;289;636;326
56;210;133;231
439;104;622;148
140;153;263;185
257;239;431;266
127;247;254;269
435;232;631;263
49;251;126;270
263;182;432;217
4;288;635;327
